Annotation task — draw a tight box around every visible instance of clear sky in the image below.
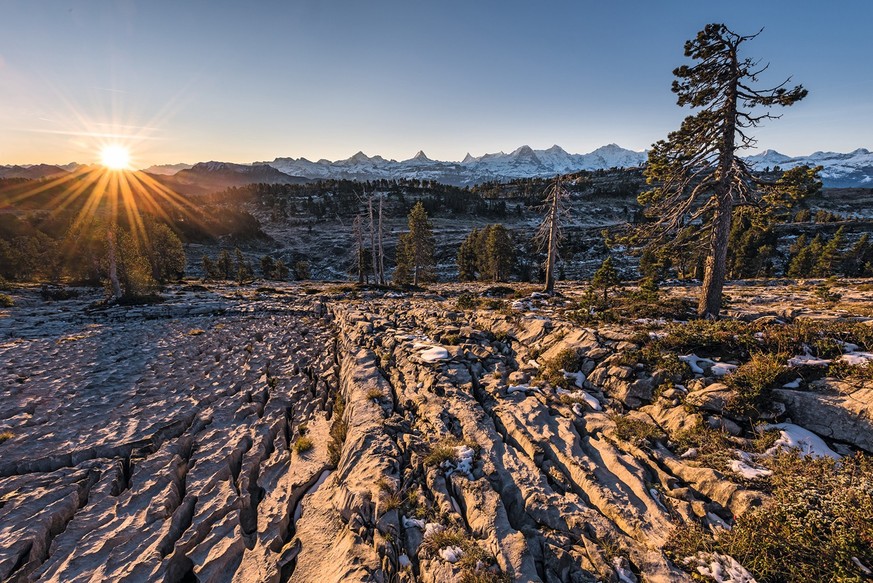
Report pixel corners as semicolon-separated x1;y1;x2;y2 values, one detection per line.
1;0;871;167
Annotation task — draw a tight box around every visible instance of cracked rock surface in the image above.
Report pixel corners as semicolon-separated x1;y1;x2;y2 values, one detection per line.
0;282;870;582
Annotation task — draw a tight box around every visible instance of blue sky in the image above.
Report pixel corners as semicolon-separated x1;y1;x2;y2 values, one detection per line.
1;0;871;166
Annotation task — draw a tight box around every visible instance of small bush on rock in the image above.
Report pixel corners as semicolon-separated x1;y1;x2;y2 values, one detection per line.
725;353;789;416
612;415;665;446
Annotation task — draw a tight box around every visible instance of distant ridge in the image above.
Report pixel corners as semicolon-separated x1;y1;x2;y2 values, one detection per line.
5;145;873;187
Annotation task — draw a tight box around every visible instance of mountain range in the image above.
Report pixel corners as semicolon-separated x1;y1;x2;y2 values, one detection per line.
3;144;873;188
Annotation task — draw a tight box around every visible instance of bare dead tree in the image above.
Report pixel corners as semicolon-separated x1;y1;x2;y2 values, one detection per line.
368;194;378;285
535;176;570;294
377;194;386;285
352;214;365;284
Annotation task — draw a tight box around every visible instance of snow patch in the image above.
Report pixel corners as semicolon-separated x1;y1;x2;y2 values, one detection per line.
837;351;873;366
764;423;840;459
729;460;773;479
439;545;464;563
415;344;450;363
684;552;757;582
680;354;737;376
787;353;831;367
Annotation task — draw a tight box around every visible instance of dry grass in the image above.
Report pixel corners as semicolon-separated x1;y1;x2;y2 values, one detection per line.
292;436;313;454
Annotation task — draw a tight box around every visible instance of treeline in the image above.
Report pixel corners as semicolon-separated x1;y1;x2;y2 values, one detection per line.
0;213;185;296
787;229;873;277
200;249;311;283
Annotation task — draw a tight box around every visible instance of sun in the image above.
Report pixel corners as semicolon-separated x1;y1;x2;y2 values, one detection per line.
100;144;131;170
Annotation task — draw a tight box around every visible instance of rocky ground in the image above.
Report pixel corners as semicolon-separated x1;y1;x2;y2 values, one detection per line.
0;281;871;582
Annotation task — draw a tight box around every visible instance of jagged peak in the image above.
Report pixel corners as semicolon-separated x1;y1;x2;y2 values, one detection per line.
344;151;371;164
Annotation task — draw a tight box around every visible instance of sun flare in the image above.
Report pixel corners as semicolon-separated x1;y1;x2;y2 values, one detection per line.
100;144;131;170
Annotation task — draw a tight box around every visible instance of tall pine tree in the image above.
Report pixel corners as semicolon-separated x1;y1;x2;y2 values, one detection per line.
394;202;435;286
639;24;807;318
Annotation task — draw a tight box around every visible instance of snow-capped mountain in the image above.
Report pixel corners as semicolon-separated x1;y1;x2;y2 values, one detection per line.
745;148;873;187
6;145;872;188
261;144;647;186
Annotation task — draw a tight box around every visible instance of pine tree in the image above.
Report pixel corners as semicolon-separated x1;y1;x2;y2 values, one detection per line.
234;248;252;283
394;202;435;286
638;23;807;318
483;224;515;282
143;220;186;283
844;234;872;276
202;255;216;281
787;234;822;278
260;255;276;279
813;227;845;277
273;259;289;280
457;228;480;281
591;256;620;303
216;249;232;280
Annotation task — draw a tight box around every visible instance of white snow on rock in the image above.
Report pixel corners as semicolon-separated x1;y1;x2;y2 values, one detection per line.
556;388;601;410
439;545;464;563
781;378;802;389
680;354;737;376
684;552;757;583
563;370;587;388
612;557;639;582
837;351;873;366
416;344;450;363
764;423;841;459
787;353;831;367
729;460;773;479
423;522;445;538
446;445;475;478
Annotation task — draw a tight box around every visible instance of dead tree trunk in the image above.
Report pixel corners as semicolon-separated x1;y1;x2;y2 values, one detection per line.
543;178;560;294
368;196;378;285
377;195;385;285
353;214;365;284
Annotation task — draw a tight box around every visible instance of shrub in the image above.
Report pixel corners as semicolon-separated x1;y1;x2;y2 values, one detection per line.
0;293;12;307
423;436;477;467
726;452;873;582
456;292;478;311
829;360;873;383
670;422;735;472
419;528;511;583
40;285;79;301
540;348;585;388
0;431;13;443
612;415;665;446
293;436;313;454
725;353;789;416
366;387;383;401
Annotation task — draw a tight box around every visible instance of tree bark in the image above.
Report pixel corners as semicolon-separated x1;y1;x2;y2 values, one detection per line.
543;179;559;294
698;195;733;318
